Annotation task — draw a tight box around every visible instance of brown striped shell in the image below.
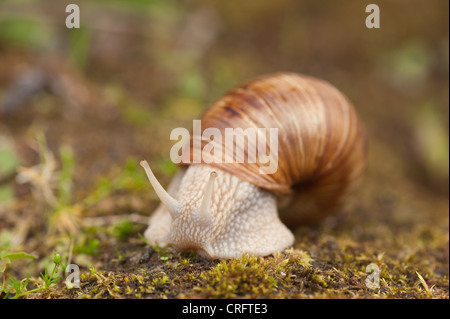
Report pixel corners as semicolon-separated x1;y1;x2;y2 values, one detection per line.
180;72;367;227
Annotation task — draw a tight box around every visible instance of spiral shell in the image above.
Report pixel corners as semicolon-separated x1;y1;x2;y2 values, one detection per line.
180;72;366;227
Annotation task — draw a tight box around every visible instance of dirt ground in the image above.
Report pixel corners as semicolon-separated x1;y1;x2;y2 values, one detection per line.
0;0;448;299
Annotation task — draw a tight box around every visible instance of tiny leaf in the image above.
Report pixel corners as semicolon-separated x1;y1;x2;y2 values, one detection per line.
0;251;37;260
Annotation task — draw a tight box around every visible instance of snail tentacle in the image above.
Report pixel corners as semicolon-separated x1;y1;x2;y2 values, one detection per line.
140;160;182;219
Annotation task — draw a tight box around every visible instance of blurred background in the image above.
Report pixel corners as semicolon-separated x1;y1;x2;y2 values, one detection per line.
0;0;448;297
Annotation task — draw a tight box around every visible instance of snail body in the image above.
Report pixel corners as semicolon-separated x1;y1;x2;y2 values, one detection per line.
141;72;366;259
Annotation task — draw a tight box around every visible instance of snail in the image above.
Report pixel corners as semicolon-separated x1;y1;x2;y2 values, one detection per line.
140;72;366;259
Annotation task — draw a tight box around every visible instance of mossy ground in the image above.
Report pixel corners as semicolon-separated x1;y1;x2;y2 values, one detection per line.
14;169;450;299
0;0;448;299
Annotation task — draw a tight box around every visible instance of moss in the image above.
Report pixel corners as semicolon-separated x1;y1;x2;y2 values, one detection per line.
13;191;449;300
21;231;449;299
311;274;329;288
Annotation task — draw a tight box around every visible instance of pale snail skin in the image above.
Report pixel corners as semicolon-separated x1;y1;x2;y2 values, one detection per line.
142;164;294;259
140;72;366;260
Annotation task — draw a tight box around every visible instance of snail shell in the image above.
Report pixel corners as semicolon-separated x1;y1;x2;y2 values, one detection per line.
179;72;367;227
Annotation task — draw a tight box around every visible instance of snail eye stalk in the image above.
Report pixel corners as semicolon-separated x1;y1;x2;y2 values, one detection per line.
140;160;182;219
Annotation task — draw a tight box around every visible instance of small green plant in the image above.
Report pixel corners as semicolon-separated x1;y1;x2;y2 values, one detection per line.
40;254;62;289
83;158;150;206
5;275;31;299
0;136;19;203
74;236;100;256
89;266;98;275
137;234;172;261
114;248;125;262
112;219;134;240
151;275;169;287
1;252;63;299
137;233;151;246
0;250;37;298
0;251;37;273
